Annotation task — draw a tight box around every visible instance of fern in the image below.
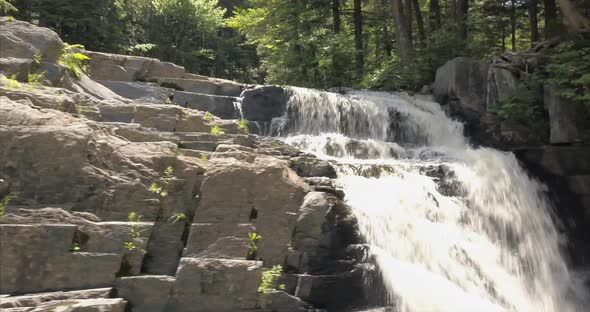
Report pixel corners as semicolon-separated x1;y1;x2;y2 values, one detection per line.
0;74;21;89
59;43;90;78
27;71;47;86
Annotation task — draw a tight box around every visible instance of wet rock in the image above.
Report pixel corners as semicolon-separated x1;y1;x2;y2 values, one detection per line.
242;85;290;122
290;156;337;179
544;85;588;144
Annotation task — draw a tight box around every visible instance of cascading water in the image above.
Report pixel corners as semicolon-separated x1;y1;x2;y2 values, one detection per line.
275;87;588;312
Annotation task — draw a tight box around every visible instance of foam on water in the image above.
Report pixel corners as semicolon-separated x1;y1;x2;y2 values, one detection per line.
278;87;588;312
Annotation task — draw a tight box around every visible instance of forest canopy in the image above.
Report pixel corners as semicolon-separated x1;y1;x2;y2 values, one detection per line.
2;0;589;90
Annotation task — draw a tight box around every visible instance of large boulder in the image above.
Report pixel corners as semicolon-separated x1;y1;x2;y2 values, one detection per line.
433;57;489;120
195;156;309;265
241;85;291;122
0;17;63;61
544;85;587;144
167;258;263;312
486;66;520;110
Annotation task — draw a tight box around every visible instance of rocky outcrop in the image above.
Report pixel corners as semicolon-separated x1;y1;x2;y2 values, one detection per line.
0;19;380;312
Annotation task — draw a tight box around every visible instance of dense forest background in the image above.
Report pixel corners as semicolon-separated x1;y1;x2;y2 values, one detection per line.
1;0;589;92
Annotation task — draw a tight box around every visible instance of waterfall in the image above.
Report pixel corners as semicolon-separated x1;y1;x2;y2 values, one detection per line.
277;87;588;312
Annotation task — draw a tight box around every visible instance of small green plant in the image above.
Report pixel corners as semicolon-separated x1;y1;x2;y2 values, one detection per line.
210;124;225;135
27;71;47;86
0;192;14;221
165;97;173;105
124;212;143;251
200;153;208;161
247;232;262;259
238;119;249;134
258;265;285;293
0;74;21;89
168;212;187;223
149;165;174;197
204;111;212;121
70;242;81;251
58;43;90;78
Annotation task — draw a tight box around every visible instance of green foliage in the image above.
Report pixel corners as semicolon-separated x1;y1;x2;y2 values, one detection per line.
149;165;174;198
536;38;590;104
204;111;213;121
165;97;172;105
200;153;208;161
0;0;17;15
238;119;249;134
0;74;21;88
124;212;143;251
489;90;543;126
126;43;157;57
210;124;225;135
247;232;261;259
258;265;285;293
0;192;14;221
58;43;90;78
26;71;47;86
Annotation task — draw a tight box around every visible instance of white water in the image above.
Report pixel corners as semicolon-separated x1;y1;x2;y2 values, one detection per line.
278;87;588;312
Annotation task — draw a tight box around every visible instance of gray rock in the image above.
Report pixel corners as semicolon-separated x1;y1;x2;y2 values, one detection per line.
184;223;255;259
544;85;586;144
0;57;33;81
31;298;126;312
433;57;489;118
241;85;290;122
0;224;122;294
290;156;337;178
258;290;311;312
167;258;262;312
294;192;331;244
0;288;112;309
114;276;174;312
486;66;520;110
157;77;243;97
196;157;309;265
0;17;64;61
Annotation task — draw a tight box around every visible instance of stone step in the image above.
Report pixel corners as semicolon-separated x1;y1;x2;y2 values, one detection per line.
114;275;175;312
7;298;127;312
183;223;256;259
0;288;112;309
156;77;243;97
179;140;219;152
97;80;241;119
0;224;123;294
167;258;262;312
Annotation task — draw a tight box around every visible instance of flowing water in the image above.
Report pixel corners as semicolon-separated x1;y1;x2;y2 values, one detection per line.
274;88;588;312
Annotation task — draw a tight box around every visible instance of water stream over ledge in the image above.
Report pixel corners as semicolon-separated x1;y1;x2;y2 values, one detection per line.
276;88;588;312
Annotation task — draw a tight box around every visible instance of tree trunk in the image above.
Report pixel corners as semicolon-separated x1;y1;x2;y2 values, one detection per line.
544;0;558;38
353;0;363;78
557;0;590;32
391;0;412;60
332;0;341;33
412;0;426;46
511;0;517;50
529;0;539;45
405;0;413;46
429;0;441;31
382;0;393;56
456;0;468;44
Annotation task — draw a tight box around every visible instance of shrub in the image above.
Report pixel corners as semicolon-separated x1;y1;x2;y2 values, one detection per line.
258;265;285;293
58;43;90;78
238;119;249;134
247;232;261;259
210;124;225;135
0;74;21;88
124;212;143;251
